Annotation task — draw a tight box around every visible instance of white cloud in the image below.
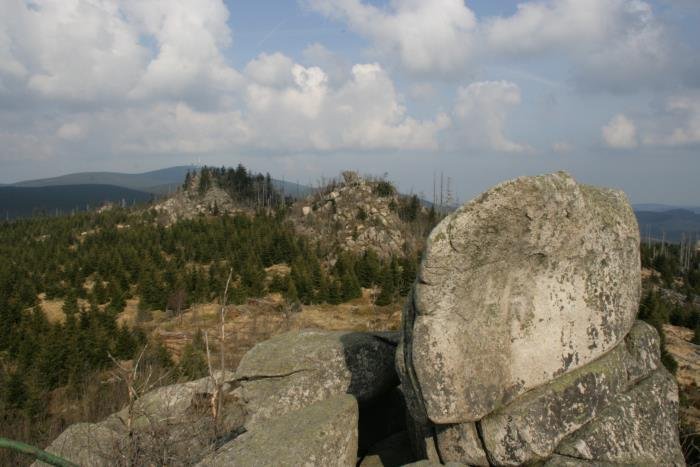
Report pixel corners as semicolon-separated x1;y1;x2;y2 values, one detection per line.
644;93;700;146
244;52;295;88
602;114;638;149
304;0;477;74
552;141;573;153
242;61;449;151
3;0;148;101
123;0;243;101
306;0;678;92
302;43;351;86
0;0;242;104
56;123;86;141
484;0;675;92
451;81;527;153
408;83;437;101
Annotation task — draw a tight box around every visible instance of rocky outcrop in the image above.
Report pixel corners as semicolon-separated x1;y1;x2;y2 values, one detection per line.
293;171;421;258
398;172;684;466
197;395;359;467
152;172;244;225
233;329;399;428
35;330;401;467
403;172;641;423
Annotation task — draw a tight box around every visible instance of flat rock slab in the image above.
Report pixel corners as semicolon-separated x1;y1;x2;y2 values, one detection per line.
404;172;640;423
235;329;398;427
197;394;358;467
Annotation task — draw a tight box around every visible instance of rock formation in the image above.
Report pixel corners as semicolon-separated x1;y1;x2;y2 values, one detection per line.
35;172;684;466
398;172;684;466
34;330;402;467
293;171;422;258
152;171;244;225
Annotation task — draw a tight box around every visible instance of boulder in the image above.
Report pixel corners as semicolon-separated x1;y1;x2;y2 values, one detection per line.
434;423;489;466
479;320;660;466
403;172;641;423
32;423;123;467
555;369;685;466
197;394;358;467
234;329;399;427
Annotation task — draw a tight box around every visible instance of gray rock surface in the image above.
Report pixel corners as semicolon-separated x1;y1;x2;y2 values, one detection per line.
197;394;359;467
35;373;244;467
555;369;685;466
403;172;641;423
32;423;122;467
234;329;398;427
434;422;489;466
480;320;660;466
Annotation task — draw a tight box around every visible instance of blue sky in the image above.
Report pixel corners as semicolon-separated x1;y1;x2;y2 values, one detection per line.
1;0;699;204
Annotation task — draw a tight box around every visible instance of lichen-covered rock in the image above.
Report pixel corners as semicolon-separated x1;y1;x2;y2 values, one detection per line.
111;371;237;431
32;423;123;467
197;394;358;467
35;373;245;467
234;329;398;427
480;321;659;466
404;172;640;423
555;369;685;466
434;422;489;466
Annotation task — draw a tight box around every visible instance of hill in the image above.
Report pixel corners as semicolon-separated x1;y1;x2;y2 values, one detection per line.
635;208;700;243
13;166;194;195
12;166;314;198
634;203;700;214
0;184;153;220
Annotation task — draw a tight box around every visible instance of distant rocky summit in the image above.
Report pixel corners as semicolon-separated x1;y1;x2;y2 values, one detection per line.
151;171;244;225
36;172;684;466
292;171;428;258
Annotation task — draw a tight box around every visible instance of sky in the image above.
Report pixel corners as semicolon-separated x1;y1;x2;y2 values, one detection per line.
0;0;699;204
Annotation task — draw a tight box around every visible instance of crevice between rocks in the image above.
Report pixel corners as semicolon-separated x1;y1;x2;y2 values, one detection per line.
234;368;314;382
475;419;495;467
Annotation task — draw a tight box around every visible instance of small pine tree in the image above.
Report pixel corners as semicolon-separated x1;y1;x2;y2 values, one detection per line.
178;343;208;380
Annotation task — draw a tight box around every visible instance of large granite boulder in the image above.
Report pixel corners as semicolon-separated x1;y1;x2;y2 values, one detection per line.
197;394;359;467
234;329;398;427
401;172;641;424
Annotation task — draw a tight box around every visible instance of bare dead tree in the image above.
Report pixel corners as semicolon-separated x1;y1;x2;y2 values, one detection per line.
108;345;149;465
204;268;233;437
166;288;187;324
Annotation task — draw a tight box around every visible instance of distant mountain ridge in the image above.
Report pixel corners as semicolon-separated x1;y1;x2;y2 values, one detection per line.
635;208;700;243
13;166;195;195
2;166;315;221
11;166;314;198
0;184;153;220
634;203;700;214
